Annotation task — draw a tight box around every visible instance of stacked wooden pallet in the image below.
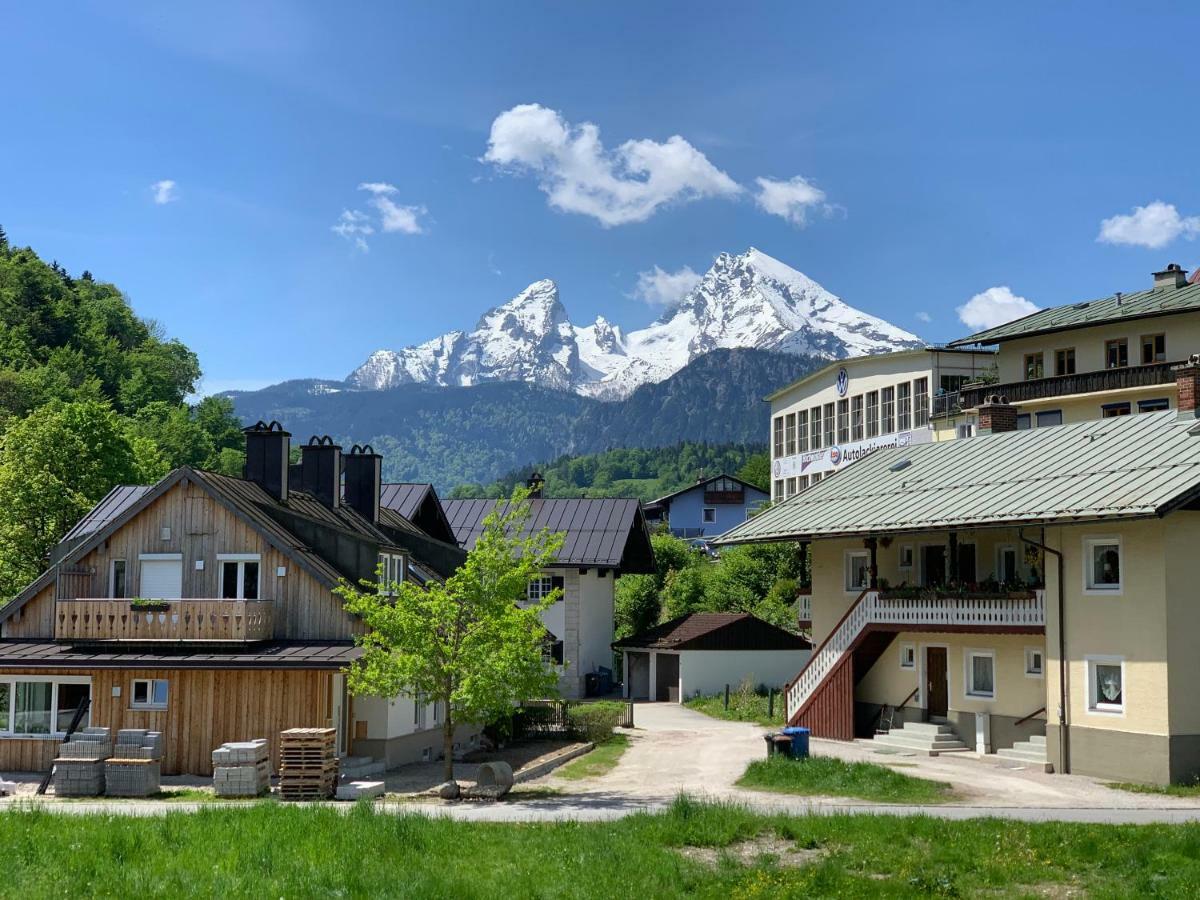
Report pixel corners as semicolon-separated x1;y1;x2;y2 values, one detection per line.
279;728;337;800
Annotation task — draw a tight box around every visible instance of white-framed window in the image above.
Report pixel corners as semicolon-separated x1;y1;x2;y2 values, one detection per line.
844;550;870;592
377;552;406;591
131;678;169;710
784;479;796;498
527;575;561;603
1083;536;1122;594
702;507;716;524
414;694;427;730
898;544;914;569
109;559;127;599
1086;656;1124;715
996;544;1018;585
899;643;915;670
964;649;996;699
0;676;92;737
773;479;784;502
218;554;261;600
1024;647;1044;678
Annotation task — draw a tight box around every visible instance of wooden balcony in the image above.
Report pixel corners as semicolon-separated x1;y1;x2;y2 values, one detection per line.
959;360;1180;410
54;599;274;644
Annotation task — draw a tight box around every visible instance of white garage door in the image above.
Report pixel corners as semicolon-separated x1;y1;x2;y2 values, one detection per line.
139;557;183;599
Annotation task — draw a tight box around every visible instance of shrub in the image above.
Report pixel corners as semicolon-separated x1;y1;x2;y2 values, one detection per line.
568;701;626;744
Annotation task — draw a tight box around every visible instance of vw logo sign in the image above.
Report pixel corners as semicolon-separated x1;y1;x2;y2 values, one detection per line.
830;445;842;465
835;367;849;397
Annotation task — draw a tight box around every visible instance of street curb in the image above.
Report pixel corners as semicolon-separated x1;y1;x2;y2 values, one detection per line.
514;743;595;783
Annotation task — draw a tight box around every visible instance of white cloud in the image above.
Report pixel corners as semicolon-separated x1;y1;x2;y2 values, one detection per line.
915;311;932;323
631;265;702;305
357;182;426;234
1097;201;1200;249
483;103;742;227
331;209;374;252
754;175;828;226
957;286;1039;331
151;179;178;204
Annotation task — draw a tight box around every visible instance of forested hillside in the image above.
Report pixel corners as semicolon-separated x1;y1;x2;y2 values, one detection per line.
0;229;244;599
230;347;819;488
447;444;768;501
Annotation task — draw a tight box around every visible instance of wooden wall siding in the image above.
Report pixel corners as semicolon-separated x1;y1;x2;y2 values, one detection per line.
790;654;855;740
7;480;364;642
3;583;56;638
0;667;334;776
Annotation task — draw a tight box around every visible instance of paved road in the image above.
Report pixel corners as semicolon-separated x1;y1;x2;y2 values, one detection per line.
7;703;1200;824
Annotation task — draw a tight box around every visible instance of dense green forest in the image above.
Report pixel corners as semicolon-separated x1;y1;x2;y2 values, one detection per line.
0;229;244;600
230;347;821;489
447;444;769;501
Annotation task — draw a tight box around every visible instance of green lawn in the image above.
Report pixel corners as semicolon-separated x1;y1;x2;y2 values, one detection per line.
1107;780;1200;798
738;754;955;804
685;689;786;727
555;734;630;780
7;798;1200;896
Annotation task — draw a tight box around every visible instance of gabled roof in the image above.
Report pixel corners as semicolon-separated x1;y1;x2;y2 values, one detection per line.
715;411;1200;544
646;474;768;510
613;613;810;651
379;483;457;545
950;282;1200;346
440;498;656;573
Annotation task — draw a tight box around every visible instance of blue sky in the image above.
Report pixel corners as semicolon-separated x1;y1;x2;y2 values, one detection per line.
3;2;1200;393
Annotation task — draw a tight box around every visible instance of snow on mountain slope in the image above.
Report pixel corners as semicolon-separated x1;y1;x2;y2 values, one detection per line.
347;248;923;398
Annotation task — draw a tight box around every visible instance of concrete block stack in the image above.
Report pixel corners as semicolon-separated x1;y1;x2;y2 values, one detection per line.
53;727;112;797
104;729;163;797
211;739;271;797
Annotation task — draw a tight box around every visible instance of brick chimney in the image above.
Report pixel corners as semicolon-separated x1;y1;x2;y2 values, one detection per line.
1174;355;1200;420
344;444;382;523
526;472;545;499
300;435;342;509
242;421;290;502
977;394;1018;435
1154;263;1188;290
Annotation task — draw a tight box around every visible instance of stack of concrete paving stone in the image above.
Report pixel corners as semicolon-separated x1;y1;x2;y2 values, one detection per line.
104;729;163;797
279;728;337;800
334;755;387;801
53;727;112;797
211;739;271;797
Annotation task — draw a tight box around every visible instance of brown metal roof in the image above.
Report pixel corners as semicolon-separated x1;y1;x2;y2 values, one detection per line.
0;640;361;670
613;613;811;651
441;498;656;573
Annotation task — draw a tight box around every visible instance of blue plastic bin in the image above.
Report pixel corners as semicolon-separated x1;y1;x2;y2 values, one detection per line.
781;726;810;759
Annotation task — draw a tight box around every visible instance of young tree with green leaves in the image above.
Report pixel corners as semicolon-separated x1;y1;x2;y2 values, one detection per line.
336;488;565;785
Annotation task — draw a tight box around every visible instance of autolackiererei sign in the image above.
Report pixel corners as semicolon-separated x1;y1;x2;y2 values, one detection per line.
772;428;933;478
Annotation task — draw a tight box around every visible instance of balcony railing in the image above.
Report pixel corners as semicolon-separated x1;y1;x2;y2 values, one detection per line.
959;360;1180;410
796;594;812;626
54;599;274;643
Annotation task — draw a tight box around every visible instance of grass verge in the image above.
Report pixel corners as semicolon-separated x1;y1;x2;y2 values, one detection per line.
1107;780;1200;797
685;689;785;727
737;754;954;804
555;734;630;780
5;796;1200;896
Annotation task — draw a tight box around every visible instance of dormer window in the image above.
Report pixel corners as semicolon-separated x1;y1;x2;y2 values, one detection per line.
218;554;260;600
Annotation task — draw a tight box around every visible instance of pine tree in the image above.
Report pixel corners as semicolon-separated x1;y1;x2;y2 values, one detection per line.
0;224;9;252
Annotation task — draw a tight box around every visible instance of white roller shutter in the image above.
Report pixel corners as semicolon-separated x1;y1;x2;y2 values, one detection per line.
139;557;182;599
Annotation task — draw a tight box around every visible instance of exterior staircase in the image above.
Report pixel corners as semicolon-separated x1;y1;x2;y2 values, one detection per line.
860;720;971;756
996;735;1052;772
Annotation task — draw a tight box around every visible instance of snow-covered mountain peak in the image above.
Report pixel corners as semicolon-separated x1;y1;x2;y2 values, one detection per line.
347;248;923;397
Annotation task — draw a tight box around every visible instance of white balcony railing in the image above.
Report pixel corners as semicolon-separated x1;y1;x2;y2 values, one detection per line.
796;594;812;625
785;590;1045;721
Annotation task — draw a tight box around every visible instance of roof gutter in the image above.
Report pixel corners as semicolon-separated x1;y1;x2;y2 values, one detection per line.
1019;526;1068;776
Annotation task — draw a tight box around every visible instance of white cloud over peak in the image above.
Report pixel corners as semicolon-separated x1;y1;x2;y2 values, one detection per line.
754;175;828;226
1097;201;1200;249
333;183;426;250
483;103;742;227
151;179;178;204
957;286;1039;331
632;265;701;305
915;311;932;323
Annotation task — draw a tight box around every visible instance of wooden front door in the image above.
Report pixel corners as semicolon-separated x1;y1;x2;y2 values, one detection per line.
926;647;948;718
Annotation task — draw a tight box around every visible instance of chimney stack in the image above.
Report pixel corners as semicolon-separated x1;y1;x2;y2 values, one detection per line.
242;421;290;502
300;435;342;509
526;472;545;499
1154;263;1188;290
1174;355;1200;420
977;394;1018;435
344;444;382;523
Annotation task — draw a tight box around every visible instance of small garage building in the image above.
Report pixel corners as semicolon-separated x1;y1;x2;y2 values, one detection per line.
614;613;811;702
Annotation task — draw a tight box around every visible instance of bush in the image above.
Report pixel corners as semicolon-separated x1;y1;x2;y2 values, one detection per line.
568;701;626;744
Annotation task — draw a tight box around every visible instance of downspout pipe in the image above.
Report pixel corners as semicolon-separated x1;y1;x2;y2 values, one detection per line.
1020;526;1068;775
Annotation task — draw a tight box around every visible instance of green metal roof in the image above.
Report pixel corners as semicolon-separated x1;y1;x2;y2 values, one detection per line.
715;411;1200;544
949;282;1200;347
